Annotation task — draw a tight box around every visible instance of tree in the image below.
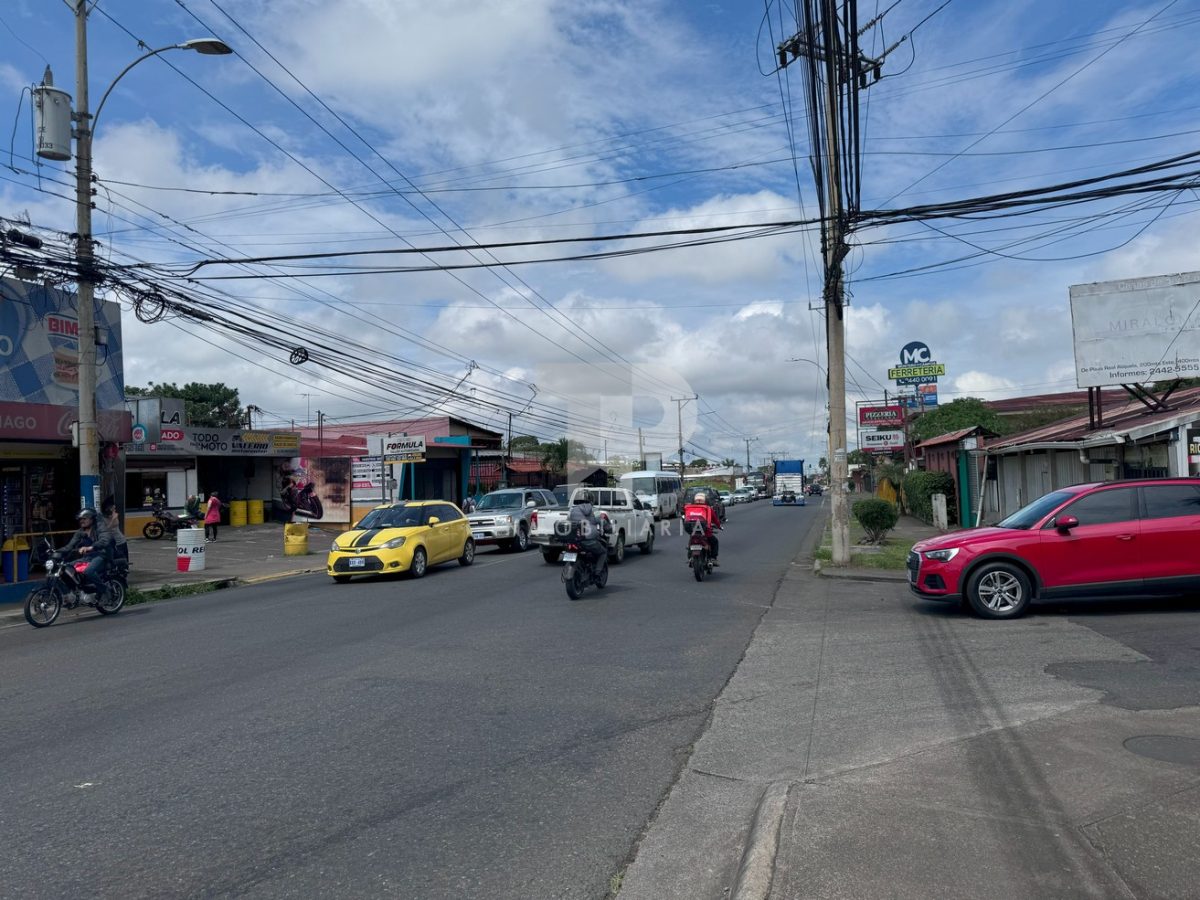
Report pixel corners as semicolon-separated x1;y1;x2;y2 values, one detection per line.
720;457;738;468
508;434;541;454
847;449;871;466
540;438;590;471
691;457;709;469
910;397;1005;444
126;382;245;428
818;456;828;473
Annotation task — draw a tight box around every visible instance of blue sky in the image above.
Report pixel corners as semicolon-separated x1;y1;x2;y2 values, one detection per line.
3;0;1199;466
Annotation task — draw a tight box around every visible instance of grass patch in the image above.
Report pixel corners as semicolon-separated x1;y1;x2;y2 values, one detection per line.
813;520;911;570
125;581;225;606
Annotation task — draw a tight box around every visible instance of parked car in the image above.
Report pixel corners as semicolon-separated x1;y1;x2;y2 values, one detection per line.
908;478;1200;619
327;500;474;582
718;491;733;507
732;488;755;504
466;488;557;552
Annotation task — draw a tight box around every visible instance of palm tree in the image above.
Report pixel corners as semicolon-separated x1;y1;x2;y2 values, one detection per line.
720;457;737;468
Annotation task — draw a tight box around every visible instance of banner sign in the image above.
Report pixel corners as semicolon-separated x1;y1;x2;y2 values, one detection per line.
1189;429;1200;465
126;426;300;456
858;405;904;428
917;383;939;407
860;428;905;452
372;433;426;463
888;363;946;381
0;399;130;441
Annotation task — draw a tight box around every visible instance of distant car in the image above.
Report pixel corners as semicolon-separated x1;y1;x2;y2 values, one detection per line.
719;491;733;507
773;490;806;506
687;487;726;522
327;500;473;582
732;488;755;504
908;478;1200;619
807;483;823;496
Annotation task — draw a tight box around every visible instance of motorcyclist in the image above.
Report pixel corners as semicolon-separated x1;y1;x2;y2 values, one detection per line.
567;490;609;567
60;508;115;597
682;490;721;566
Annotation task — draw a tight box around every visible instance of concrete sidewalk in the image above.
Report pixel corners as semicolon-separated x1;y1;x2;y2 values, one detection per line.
619;518;1200;900
0;523;334;624
813;513;935;584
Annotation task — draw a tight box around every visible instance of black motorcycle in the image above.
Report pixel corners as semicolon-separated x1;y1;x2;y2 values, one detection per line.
142;505;199;540
24;541;128;627
559;519;611;601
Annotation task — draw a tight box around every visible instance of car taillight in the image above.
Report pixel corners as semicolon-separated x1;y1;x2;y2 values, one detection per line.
531;511;538;527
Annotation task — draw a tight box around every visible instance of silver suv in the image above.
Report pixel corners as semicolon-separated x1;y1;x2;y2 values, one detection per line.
466;488;558;552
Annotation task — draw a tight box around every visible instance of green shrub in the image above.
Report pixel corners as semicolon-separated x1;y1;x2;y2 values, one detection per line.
902;471;956;525
852;498;899;543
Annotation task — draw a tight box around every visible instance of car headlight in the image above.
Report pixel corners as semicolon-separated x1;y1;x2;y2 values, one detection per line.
331;539;343;551
381;536;407;549
502;515;513;525
923;547;959;562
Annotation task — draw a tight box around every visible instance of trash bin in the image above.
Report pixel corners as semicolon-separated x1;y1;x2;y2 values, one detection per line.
229;499;248;527
284;523;308;556
177;527;206;572
247;499;265;525
2;538;30;583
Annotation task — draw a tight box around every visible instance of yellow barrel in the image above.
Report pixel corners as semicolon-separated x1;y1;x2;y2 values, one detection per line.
229;499;248;527
284;522;309;556
247;499;265;525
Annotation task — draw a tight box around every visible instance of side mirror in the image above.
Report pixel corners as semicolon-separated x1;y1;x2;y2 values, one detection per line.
427;516;441;525
1055;514;1079;531
526;500;536;508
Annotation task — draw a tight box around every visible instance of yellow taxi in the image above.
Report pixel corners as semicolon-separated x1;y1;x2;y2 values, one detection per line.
327;500;475;583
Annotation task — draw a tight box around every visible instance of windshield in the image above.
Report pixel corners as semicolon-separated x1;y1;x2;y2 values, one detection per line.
477;493;523;511
996;489;1074;530
356;505;423;529
627;477;656;495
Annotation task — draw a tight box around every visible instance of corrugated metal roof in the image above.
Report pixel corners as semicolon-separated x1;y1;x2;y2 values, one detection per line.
987;386;1200;452
917;426;991;449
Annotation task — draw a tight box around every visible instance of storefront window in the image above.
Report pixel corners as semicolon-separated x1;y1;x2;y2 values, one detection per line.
127;472;169;509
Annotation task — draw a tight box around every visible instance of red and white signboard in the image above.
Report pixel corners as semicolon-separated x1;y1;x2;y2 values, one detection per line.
858;405;904;429
860;428;905;453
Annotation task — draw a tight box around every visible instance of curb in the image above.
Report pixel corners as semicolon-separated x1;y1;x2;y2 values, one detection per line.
730;781;791;900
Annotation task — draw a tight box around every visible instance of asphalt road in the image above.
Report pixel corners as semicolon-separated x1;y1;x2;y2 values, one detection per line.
0;499;818;900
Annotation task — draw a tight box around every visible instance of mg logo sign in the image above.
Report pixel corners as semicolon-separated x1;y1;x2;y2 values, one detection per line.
899;341;932;365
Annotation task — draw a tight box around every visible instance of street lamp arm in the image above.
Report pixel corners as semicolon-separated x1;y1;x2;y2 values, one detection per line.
92;39;233;131
787;357;828;380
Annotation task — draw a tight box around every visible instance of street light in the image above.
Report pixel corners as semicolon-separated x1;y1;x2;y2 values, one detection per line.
787;357;828;380
52;2;231;509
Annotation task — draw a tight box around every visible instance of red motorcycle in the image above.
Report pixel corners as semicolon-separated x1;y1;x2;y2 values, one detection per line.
686;517;716;582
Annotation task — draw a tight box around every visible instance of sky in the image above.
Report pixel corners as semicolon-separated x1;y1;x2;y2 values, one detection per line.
3;0;1200;468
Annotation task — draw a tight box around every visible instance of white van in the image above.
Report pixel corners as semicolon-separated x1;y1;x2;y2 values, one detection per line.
618;470;683;519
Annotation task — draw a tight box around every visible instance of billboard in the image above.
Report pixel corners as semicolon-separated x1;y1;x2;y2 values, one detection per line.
369;433;427;463
860;428;905;452
858;405;904;428
1070;271;1200;387
917;383;939;407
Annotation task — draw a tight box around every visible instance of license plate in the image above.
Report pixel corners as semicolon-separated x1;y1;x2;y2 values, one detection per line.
348;557;366;568
690;547;703;555
561;552;578;562
472;530;485;539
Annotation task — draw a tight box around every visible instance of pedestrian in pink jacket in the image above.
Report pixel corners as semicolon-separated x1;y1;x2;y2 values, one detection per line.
204;492;223;542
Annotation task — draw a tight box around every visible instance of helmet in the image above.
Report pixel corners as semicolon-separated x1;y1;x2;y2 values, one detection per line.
694;492;707;504
575;490;593;505
77;507;97;522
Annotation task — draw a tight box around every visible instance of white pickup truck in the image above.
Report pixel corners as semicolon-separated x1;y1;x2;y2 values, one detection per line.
529;486;656;564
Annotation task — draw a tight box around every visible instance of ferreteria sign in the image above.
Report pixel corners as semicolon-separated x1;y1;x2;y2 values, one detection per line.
888;340;946;385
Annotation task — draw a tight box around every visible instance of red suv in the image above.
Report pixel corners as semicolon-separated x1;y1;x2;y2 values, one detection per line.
909;478;1200;619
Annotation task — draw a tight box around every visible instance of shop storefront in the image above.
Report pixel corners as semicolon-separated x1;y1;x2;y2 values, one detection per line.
1;277;130;599
123;425;301;531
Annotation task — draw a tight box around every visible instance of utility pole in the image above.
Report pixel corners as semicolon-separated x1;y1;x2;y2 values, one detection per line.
73;2;99;512
503;411;513;488
776;3;880;566
637;427;645;469
743;436;759;474
671;395;696;477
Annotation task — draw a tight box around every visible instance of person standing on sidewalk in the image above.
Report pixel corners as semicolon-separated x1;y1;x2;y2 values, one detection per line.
204;492;223;543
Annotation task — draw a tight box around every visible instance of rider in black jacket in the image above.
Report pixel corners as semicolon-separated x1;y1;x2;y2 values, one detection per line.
61;508;115;596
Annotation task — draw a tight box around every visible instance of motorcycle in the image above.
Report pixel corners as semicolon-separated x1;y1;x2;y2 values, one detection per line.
560;519;611;601
143;505;199;540
24;541;128;627
686;517;716;582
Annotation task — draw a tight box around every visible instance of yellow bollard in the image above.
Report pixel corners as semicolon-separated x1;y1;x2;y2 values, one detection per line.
283;522;309;556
